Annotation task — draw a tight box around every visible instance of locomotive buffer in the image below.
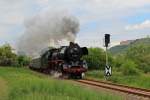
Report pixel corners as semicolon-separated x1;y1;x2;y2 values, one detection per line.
104;34;111;77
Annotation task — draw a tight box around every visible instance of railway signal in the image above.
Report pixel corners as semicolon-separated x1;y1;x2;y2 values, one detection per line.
104;34;111;77
105;34;110;47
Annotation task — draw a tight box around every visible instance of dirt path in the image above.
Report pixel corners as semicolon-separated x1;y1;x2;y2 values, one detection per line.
0;77;8;100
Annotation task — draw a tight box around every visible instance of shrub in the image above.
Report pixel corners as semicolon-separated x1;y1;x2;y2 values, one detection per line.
17;55;31;67
112;54;125;68
83;48;114;70
0;44;17;66
120;60;141;76
140;62;150;73
0;44;31;67
125;44;150;73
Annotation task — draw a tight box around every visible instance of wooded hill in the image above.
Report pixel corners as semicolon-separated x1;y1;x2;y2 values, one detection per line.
109;37;150;55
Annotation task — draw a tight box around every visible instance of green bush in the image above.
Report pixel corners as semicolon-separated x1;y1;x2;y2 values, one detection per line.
125;44;150;73
83;48;114;70
16;55;31;67
120;60;141;76
140;63;150;73
112;54;125;68
0;44;17;66
0;44;31;67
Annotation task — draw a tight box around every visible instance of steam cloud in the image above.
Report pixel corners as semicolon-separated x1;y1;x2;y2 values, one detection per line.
17;10;80;57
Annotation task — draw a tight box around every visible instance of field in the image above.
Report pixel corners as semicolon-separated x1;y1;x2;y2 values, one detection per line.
0;67;123;100
86;70;150;89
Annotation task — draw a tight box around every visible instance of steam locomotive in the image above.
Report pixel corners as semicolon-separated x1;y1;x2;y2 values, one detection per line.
29;42;88;79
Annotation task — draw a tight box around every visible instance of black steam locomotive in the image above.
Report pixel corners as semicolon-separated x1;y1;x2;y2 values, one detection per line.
29;42;88;78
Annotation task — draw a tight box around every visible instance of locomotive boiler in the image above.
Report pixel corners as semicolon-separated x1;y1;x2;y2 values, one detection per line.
29;42;88;78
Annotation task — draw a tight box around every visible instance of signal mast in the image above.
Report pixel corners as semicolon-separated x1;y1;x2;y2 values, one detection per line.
104;34;111;77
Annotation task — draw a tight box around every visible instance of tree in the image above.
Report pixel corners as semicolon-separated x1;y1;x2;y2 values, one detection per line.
0;44;17;66
17;55;31;67
83;48;114;70
120;60;140;75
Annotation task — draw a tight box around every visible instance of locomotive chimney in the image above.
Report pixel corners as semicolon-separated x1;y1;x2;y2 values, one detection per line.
69;42;74;46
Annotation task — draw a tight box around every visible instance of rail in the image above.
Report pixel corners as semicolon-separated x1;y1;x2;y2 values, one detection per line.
76;79;150;98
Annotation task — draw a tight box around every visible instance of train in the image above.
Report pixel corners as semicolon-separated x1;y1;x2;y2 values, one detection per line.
29;42;88;79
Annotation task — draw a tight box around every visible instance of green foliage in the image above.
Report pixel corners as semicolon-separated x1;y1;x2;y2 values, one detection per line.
111;38;150;73
85;38;150;89
126;44;150;73
112;54;125;68
83;48;104;69
0;44;31;67
82;48;115;70
17;55;31;67
0;44;17;66
120;60;140;76
109;37;150;55
83;48;110;70
86;70;104;79
0;67;122;100
109;45;128;55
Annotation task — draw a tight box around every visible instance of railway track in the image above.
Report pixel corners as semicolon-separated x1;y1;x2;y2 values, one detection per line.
76;79;150;98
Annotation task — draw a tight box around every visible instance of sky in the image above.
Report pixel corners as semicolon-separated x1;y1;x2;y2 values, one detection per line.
0;0;150;48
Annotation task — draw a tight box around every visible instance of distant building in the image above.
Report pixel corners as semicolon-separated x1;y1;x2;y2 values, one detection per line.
120;40;134;45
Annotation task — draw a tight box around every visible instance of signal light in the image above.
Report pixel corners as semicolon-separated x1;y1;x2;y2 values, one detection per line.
105;34;110;47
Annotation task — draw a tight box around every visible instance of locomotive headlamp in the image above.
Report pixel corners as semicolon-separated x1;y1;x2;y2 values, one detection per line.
68;65;71;68
83;60;87;68
83;63;87;68
63;64;67;69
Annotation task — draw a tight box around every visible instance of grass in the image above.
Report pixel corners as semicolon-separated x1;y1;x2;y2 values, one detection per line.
86;70;150;89
0;67;123;100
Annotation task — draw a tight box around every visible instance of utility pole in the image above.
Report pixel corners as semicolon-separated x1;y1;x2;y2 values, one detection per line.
104;34;111;78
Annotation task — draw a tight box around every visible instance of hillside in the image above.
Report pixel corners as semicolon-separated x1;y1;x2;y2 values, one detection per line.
0;67;122;100
109;45;128;54
109;37;150;54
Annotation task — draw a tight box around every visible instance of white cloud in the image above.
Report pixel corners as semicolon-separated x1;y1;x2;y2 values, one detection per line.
0;0;26;27
1;0;150;47
0;32;9;38
87;0;150;8
110;41;120;47
125;20;150;30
